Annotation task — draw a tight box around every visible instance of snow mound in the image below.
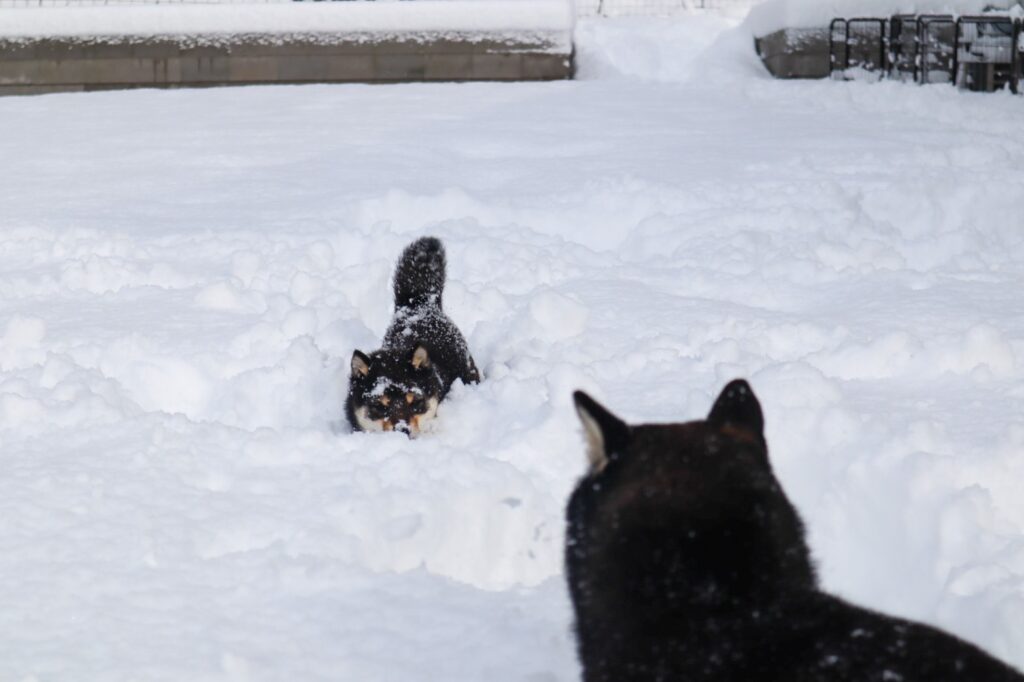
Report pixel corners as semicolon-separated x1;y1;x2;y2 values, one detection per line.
0;0;574;41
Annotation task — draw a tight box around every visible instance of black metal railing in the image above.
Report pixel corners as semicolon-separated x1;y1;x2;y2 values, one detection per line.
919;16;956;84
955;16;1019;93
888;14;917;82
829;18;886;79
829;13;1021;93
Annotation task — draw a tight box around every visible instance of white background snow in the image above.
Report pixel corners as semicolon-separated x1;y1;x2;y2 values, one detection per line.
0;1;574;41
1;8;1023;681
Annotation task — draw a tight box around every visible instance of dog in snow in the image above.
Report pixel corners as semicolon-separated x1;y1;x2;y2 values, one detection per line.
346;237;479;437
566;379;1023;681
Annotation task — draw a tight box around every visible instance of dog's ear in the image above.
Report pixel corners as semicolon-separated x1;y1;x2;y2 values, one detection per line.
351;350;371;377
411;345;431;369
707;379;764;440
573;391;630;474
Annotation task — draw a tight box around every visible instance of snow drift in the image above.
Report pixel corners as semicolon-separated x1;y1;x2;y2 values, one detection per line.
0;0;575;41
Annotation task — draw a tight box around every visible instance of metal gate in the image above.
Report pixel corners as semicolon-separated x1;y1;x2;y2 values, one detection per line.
888;14;918;82
955;16;1020;93
829;18;886;79
829;19;848;80
919;15;956;84
826;13;1022;93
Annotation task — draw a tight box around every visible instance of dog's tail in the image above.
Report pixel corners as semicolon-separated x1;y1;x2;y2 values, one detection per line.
393;236;446;309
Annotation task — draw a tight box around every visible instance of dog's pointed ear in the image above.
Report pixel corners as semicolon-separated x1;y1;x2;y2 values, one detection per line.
351;350;371;377
707;379;764;438
411;345;431;369
573;391;630;473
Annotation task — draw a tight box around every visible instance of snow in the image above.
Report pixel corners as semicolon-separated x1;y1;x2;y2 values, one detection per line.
576;0;760;18
745;0;1023;35
0;0;574;42
1;9;1024;681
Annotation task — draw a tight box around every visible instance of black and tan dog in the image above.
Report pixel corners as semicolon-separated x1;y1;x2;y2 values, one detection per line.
567;380;1023;682
346;237;479;436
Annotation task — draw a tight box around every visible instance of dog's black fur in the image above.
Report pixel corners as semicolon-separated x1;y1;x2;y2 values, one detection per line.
346;237;479;436
567;380;1023;682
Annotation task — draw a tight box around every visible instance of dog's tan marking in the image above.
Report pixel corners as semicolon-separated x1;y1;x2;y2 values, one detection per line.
721;424;760;445
351;352;370;377
406;393;415;405
411;346;430;369
381;396;390;407
403;397;439;439
575;405;609;474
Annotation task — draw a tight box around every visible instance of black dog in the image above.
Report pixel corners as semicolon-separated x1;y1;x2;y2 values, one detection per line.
346;237;479;436
567;380;1023;681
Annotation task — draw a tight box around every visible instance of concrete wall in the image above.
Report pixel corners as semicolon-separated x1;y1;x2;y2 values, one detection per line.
754;28;830;79
0;34;574;95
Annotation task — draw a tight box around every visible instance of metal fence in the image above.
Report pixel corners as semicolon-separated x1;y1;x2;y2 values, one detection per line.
876;14;956;84
828;14;1022;93
920;15;957;84
829;17;886;79
956;16;1018;91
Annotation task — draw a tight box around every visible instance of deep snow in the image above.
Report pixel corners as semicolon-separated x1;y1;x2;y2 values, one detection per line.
1;10;1023;682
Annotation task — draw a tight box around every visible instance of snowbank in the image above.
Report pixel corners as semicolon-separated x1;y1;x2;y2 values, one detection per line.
574;15;739;80
0;0;574;40
746;0;1023;35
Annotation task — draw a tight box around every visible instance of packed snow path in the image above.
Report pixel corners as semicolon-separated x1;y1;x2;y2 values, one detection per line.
1;15;1022;681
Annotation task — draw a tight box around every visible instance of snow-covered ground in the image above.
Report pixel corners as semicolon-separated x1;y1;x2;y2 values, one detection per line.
0;1;574;43
1;11;1023;681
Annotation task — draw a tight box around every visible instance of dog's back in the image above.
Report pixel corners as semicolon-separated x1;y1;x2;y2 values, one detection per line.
384;236;479;390
566;381;1023;682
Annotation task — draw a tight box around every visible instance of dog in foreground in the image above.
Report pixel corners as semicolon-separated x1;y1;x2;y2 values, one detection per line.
567;380;1023;681
346;237;479;437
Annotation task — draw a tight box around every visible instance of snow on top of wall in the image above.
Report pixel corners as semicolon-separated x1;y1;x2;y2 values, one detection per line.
0;0;575;40
746;0;1023;35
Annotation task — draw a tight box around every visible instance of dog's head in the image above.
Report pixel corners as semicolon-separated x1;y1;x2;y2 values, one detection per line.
348;345;442;437
568;380;815;613
573;379;768;482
